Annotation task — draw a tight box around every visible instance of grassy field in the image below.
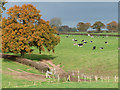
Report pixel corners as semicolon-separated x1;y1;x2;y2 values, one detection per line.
2;57;118;88
2;75;118;88
1;34;118;88
26;35;118;76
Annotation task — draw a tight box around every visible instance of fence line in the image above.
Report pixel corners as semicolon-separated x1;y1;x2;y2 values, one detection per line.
58;32;120;37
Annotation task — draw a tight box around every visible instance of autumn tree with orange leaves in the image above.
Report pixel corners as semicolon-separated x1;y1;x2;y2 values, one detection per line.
107;21;118;32
77;22;91;32
2;4;60;56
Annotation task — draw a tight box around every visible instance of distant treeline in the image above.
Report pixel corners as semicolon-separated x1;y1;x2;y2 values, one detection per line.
49;18;118;33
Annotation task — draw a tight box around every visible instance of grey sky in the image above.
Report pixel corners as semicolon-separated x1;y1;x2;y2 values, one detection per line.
2;2;118;27
6;0;119;2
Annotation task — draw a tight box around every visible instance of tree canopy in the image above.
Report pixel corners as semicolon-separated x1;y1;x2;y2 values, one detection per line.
91;21;105;32
107;21;118;32
2;4;60;56
77;22;91;32
50;17;62;28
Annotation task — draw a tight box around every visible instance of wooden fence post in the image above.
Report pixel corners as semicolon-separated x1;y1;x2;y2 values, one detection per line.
58;74;60;82
42;70;43;73
54;68;56;74
9;82;10;86
78;70;79;75
78;75;80;82
67;75;71;82
95;76;98;82
72;71;74;76
107;76;109;82
115;76;116;82
83;75;86;82
46;72;48;78
34;81;35;85
117;76;118;82
115;76;118;82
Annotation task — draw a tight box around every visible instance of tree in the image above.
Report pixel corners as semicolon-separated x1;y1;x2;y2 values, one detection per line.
0;0;7;20
85;22;91;31
107;21;118;32
50;17;62;28
2;4;60;56
91;21;105;32
58;25;69;32
70;27;77;32
0;0;7;10
58;25;77;32
77;22;91;32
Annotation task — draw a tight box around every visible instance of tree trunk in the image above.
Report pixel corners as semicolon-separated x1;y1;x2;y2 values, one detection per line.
20;51;25;57
97;28;101;32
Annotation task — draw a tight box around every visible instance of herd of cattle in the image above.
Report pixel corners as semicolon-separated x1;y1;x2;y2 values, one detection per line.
57;33;118;50
71;38;108;50
65;34;109;50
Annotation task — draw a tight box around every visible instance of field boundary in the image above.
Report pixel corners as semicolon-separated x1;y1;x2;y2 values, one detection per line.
58;32;120;37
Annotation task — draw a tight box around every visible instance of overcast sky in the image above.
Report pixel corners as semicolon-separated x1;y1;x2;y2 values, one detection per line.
6;0;120;2
2;2;118;27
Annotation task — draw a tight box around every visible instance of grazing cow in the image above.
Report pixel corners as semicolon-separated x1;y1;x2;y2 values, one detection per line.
105;42;108;44
73;43;77;46
93;46;96;50
81;40;85;42
88;34;90;36
66;36;68;38
90;41;93;43
84;42;87;44
100;47;104;49
78;44;83;47
72;39;75;41
74;39;77;41
91;36;94;38
72;39;77;41
57;34;59;35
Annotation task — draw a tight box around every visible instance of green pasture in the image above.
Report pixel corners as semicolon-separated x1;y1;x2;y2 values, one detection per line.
1;34;118;88
28;35;118;76
3;35;118;76
2;74;118;88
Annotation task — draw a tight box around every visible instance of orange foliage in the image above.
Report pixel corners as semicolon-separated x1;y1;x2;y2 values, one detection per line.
2;4;60;56
107;21;118;32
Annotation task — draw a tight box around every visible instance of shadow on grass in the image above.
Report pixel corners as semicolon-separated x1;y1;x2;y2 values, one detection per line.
1;52;57;61
2;59;13;62
22;54;57;61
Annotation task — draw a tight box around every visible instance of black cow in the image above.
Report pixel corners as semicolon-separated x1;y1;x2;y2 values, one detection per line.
100;47;104;49
66;36;69;38
105;42;108;44
81;40;85;42
93;46;96;50
74;39;77;41
78;44;83;47
84;42;87;44
90;41;93;43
